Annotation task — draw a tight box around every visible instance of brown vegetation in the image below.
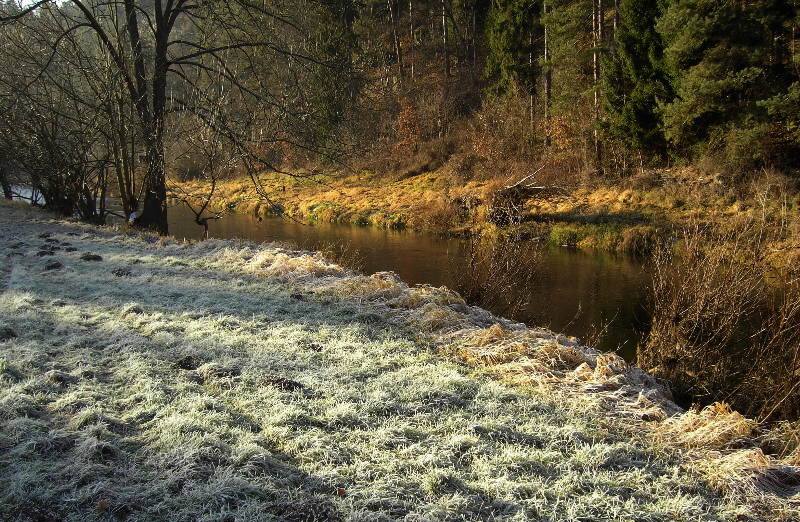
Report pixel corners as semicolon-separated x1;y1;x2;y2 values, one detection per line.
452;237;540;319
640;219;800;422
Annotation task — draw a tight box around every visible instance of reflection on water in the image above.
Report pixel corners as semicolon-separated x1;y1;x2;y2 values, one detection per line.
170;205;650;359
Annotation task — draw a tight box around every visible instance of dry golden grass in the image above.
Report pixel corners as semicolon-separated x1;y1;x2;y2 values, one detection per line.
173;165;800;261
657;403;759;450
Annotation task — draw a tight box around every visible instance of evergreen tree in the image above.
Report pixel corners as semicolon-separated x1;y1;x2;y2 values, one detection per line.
546;0;594;115
602;0;671;158
760;6;800;165
484;0;542;95
658;0;796;167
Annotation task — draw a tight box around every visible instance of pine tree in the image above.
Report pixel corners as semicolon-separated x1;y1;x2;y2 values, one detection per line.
484;0;542;96
602;0;671;158
760;4;800;165
658;0;796;167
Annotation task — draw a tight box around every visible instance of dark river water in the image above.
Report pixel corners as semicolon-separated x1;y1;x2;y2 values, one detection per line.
169;206;650;359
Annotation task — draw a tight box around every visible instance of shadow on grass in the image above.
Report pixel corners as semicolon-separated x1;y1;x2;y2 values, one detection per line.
1;303;346;521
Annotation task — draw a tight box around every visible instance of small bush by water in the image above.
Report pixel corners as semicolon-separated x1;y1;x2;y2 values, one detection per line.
452;237;540;319
640;222;800;422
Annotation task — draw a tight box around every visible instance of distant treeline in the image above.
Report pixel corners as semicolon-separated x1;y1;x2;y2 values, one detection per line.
350;0;800;176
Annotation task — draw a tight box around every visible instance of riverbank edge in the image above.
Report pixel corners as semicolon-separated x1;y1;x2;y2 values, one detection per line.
171;171;664;255
171;167;797;257
2;200;798;517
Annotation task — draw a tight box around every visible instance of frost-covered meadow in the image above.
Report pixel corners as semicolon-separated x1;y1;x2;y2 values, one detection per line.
1;202;797;521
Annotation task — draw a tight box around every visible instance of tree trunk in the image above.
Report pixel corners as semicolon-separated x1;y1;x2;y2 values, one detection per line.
100;14;137;220
138;130;167;235
543;0;552;147
471;1;477;78
439;0;450;138
109;96;136;218
791;16;798;77
140;35;169;235
529;28;534;132
125;0;168;235
440;0;450;136
0;164;12;200
123;0;168;234
409;0;414;79
98;165;108;223
593;0;604;174
387;0;404;84
442;0;450;79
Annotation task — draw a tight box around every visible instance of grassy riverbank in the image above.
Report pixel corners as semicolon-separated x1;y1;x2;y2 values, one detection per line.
1;201;798;520
174;167;800;256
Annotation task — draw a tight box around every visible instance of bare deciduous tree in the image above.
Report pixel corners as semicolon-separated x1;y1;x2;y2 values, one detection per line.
1;0;353;233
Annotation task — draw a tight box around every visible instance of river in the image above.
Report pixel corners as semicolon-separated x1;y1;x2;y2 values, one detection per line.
169;205;650;360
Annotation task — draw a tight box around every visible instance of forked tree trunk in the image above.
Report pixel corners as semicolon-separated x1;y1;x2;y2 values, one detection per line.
124;0;168;234
140;20;169;234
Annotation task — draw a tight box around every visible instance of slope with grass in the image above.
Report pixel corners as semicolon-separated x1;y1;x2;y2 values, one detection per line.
1;201;798;521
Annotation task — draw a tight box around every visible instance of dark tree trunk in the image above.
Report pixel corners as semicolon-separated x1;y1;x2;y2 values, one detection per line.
109;95;137;218
124;0;168;235
0;165;12;200
139;126;168;235
139;68;168;234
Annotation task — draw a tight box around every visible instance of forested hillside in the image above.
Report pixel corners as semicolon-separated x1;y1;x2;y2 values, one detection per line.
331;0;800;181
2;1;799;230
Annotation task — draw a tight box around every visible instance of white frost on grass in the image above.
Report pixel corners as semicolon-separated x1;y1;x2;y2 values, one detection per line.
0;201;797;521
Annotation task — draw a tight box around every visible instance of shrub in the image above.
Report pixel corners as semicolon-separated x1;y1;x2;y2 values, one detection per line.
452;237;541;320
449;152;482;181
412;197;460;232
639;222;800;421
466;90;537;162
319;241;364;272
619;225;659;257
548;224;582;247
